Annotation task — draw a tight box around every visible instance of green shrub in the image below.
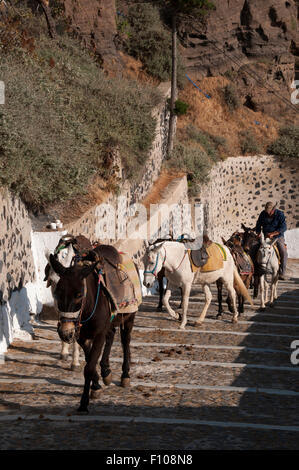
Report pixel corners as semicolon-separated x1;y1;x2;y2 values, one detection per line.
174;100;189;116
268;126;299;159
0;13;161;212
165;142;213;196
239;130;262;154
125;3;185;87
223;83;240;111
186;125;225;161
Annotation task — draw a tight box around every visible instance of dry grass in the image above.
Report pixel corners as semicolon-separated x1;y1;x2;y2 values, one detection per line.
119;51;161;86
177;76;279;156
142;169;186;210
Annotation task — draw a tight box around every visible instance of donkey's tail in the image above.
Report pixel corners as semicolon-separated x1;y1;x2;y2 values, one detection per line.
233;266;254;306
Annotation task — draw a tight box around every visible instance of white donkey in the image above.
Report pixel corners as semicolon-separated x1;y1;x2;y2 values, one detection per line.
45;242;80;370
143;241;253;329
256;233;279;309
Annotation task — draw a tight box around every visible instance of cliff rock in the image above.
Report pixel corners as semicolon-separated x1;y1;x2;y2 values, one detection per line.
179;0;298;119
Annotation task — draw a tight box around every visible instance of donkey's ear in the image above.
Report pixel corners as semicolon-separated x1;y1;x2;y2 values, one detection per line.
49;254;67;277
152;242;164;253
260;232;265;243
241;223;252;232
221;237;227;245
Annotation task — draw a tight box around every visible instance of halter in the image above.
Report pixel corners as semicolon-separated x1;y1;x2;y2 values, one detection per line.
144;253;161;277
58;269;104;339
144;245;186;277
258;242;277;277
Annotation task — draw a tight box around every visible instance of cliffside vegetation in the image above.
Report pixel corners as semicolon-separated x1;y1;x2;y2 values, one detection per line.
0;0;298;213
0;2;161;213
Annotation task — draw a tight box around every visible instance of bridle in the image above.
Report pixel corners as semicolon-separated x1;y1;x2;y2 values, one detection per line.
144;244;187;277
57;268;104;342
257;242;276;277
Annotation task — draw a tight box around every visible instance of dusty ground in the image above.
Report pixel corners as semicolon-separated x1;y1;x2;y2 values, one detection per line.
0;262;298;451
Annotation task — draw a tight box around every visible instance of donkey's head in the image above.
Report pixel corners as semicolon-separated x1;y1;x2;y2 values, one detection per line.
49;254;97;343
242;226;259;252
44;238;76;288
256;233;276;274
143;242;165;289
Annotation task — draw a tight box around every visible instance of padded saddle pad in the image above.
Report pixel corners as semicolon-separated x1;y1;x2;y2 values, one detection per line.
101;253;142;315
189;243;226;273
231;248;253;275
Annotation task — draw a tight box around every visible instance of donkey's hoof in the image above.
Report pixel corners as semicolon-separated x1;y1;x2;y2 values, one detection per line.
121;377;130;388
103;372;112;386
90;389;101;399
232;317;238;324
156;306;163;312
61;354;69;361
77;407;89;414
71;364;81;371
179;323;186;330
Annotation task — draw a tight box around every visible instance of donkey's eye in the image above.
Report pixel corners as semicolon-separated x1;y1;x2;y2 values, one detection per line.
76;292;83;299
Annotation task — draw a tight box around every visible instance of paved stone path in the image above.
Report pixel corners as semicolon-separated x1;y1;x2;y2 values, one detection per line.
0;275;298;450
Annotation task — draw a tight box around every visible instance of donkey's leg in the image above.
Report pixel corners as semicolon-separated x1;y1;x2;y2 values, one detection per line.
71;341;80;371
60;341;69;361
260;275;266;309
78;333;106;413
77;338;100;394
216;279;224;318
196;284;212;325
100;326;116;386
156;272;164;312
120;313;136;387
179;283;192;330
163;283;180;320
264;279;269;304
253;273;259;298
269;273;279;306
274;274;279;300
225;281;238;323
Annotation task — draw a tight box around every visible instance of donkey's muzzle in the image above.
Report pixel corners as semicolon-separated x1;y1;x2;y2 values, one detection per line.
57;321;77;344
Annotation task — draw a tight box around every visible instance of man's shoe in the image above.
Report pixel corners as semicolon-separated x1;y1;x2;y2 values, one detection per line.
278;274;286;280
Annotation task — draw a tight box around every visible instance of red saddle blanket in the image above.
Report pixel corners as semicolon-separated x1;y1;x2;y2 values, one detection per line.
231;248;253;275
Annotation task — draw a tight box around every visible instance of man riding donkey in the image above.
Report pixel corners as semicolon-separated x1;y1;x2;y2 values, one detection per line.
255;201;288;280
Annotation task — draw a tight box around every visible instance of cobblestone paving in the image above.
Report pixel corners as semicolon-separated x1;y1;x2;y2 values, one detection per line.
0;275;299;450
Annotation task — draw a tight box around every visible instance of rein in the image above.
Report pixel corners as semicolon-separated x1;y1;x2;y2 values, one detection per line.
145;245;186;277
58;269;104;336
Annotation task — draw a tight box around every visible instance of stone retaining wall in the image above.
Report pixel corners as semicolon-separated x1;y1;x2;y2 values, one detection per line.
196;155;299;256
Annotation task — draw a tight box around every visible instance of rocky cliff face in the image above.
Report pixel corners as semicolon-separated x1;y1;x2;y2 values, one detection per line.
62;0;122;72
179;0;298;119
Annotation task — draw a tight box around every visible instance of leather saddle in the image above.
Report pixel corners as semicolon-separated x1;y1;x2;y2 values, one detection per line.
189;235;211;268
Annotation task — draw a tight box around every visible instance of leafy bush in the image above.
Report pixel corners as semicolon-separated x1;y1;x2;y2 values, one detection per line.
165;142;213;196
123;3;185;86
239;130;262;154
186;125;225;161
174;100;189;116
268;126;299;159
0;7;161;212
223;83;241;111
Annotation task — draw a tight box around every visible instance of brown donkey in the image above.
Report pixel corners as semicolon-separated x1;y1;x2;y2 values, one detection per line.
49;250;138;413
217;232;254;317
